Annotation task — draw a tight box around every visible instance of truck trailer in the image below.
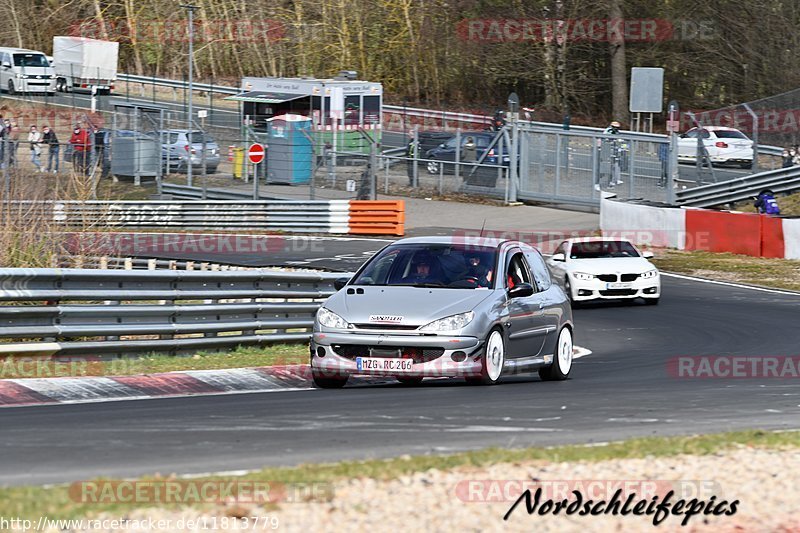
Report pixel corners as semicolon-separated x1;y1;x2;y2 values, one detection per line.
53;36;118;94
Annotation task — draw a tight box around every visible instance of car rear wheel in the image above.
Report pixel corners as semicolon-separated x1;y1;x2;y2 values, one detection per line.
539;326;573;381
466;329;505;385
397;376;424;386
312;369;348;389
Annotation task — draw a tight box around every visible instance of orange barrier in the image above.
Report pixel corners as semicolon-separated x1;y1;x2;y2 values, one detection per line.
348;200;405;236
685;209;785;258
760;216;785;258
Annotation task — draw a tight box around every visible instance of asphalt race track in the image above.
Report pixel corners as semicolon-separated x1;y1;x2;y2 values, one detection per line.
1;275;799;486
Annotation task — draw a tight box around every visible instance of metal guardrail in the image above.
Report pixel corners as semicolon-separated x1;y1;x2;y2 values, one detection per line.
118;73;240;96
161;183;280;201
675;165;800;207
0;268;347;356
7;199;351;233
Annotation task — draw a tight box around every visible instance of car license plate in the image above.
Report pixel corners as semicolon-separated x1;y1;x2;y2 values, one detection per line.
606;282;632;289
355;357;413;372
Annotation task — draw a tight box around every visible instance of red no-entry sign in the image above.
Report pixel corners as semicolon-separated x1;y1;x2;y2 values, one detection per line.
248;143;265;164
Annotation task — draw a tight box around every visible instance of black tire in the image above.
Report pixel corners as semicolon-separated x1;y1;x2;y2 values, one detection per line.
312;369;348;389
7;80;15;95
564;276;580;308
644;297;660;306
397;376;424;386
466;328;505;385
539;326;573;381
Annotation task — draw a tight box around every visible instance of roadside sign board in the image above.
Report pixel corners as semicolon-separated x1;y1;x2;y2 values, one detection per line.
248;143;265;164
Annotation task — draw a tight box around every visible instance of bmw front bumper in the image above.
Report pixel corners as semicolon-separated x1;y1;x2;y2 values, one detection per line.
570;276;660;301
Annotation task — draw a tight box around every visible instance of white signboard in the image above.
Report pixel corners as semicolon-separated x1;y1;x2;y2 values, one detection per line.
629;67;664;113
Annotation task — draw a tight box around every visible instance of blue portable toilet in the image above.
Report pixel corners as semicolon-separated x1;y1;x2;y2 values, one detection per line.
266;114;313;185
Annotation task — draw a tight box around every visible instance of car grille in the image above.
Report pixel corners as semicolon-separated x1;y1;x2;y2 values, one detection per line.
599;289;637;296
596;274;617;282
352;324;420;331
620;273;640;282
332;345;444;363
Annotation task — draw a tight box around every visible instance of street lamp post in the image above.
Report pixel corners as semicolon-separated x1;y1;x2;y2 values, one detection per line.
181;4;199;187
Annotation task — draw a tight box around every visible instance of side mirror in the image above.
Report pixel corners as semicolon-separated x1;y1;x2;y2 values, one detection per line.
642;251;654;259
679;133;687;138
1;62;10;69
508;282;534;299
550;253;566;262
439;143;446;148
334;277;350;291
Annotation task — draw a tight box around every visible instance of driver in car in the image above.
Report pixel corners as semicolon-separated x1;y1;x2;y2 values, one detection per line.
465;255;492;287
403;259;438;285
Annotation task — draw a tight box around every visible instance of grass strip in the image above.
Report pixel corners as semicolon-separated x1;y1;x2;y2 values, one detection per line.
652;249;800;292
1;429;798;520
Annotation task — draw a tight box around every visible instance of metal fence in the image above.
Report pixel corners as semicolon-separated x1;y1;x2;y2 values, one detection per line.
0;267;345;357
519;128;674;206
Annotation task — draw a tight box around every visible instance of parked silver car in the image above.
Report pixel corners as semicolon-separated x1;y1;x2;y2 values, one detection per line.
154;129;220;173
310;237;574;388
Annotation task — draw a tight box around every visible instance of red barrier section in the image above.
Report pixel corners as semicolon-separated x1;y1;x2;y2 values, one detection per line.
685;210;762;256
760;215;785;258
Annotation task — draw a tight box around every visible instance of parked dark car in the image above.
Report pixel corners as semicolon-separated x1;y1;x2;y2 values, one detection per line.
423;131;511;187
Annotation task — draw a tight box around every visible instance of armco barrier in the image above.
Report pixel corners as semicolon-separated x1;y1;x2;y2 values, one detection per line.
5;200;404;236
0;268;350;357
601;197;798;260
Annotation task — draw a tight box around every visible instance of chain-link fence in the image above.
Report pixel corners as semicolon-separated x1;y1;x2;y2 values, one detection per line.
519;128;673;206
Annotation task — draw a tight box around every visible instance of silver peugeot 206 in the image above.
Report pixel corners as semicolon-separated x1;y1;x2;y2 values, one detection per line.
310;237;574;388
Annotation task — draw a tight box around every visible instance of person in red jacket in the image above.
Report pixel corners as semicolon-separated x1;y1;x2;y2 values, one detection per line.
69;123;90;175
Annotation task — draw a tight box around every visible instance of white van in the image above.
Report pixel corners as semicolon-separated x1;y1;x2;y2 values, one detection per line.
0;48;56;95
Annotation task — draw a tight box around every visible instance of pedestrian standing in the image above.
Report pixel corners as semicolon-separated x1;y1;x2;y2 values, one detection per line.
42;125;59;173
8;121;20;168
69;123;90;175
28;125;43;172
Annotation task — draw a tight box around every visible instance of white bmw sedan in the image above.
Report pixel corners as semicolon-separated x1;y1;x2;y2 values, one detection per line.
546;238;660;305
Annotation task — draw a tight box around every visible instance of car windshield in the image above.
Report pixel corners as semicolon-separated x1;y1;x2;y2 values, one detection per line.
13;54;49;68
570;241;640;259
714;130;748;139
352;243;498;288
187;131;213;144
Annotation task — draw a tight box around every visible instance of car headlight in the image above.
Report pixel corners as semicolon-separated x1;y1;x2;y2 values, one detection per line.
420;311;474;332
640;269;659;279
572;272;594;281
316;307;352;329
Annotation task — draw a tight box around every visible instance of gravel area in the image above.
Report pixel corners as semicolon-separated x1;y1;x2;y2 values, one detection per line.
24;445;800;532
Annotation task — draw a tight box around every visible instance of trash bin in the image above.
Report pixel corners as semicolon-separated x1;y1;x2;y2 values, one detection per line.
232;147;245;179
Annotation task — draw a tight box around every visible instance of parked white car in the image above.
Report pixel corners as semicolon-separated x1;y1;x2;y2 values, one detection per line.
547;238;660;305
677;126;753;167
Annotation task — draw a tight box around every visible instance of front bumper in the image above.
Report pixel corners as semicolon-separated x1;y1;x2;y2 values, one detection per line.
310;331;484;378
570;276;660;301
18;78;56;92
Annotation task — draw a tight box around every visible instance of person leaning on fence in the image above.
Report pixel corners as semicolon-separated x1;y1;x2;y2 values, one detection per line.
69;123;90;175
754;189;781;215
42;126;59;174
28;125;43;173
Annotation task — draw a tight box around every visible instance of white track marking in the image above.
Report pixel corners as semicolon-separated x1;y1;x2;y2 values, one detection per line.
661;272;800;296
